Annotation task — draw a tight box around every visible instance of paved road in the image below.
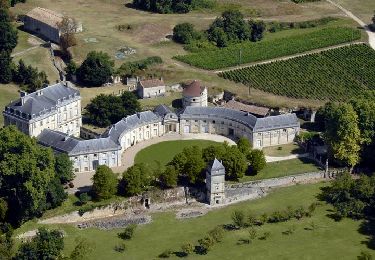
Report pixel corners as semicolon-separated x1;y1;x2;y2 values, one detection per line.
326;0;375;50
69;133;235;194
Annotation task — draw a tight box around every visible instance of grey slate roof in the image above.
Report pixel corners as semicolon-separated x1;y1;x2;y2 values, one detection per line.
153;105;172;117
180;106;299;132
104;111;162;143
38;129;120;155
209;158;225;176
5;82;79;119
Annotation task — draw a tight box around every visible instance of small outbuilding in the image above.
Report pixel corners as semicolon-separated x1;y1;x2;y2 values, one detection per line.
23;7;82;43
182;80;208;108
137;78;166;99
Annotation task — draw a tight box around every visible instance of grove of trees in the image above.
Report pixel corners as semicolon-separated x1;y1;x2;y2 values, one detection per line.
77;51;114;87
172;10;265;48
0;126;69;227
316;94;375;170
84;91;141;127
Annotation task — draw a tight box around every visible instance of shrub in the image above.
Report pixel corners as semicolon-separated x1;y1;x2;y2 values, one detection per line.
208;226;224;242
232;210;246;228
197;236;215;254
158;249;173;258
247;213;257;227
260;231;271;240
118;224;137;240
181;242;194;256
114;243;126;253
79;192;91;205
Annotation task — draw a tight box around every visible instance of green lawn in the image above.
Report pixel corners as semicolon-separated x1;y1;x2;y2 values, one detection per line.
0;84;20;126
134;140;220;170
238;158;322;182
16;183;374;259
263;143;304;157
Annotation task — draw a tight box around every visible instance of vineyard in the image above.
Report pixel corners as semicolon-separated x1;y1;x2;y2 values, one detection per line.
218;44;375;101
174;27;361;70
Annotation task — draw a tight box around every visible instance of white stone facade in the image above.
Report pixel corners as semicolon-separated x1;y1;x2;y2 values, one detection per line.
3;83;82;138
137;79;166;99
206;159;226;205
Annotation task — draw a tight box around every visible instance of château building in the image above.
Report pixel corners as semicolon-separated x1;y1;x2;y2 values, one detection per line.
3;82;82;137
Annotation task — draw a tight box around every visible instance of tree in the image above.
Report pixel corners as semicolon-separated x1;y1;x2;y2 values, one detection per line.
168;152;187;173
12;60;49;92
182;146;205;184
0;126;57;226
222;146;247;180
69;237;93;260
0;8;17;52
248;149;266;174
121;163;152;196
55;153;74;184
202;144;225;163
0;228;14;260
0;198;8;221
0;50;12;83
232;210;246;228
46;177;67;209
249;20;265;42
208;226;224;242
120;91;141;115
57;16;78;53
159;165;178;188
173;23;199;44
197;235;214;254
324;103;361;170
85;94;125;127
92;165;118;200
236;137;252;154
0;0;10;9
77;51;114;86
85;91;141;127
181;242;194;256
208;27;228;47
118;224;137;240
15;228;64;260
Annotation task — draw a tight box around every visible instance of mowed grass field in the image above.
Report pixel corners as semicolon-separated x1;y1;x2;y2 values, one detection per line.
134;140;220;170
15;183;374;259
134;140;321;182
238;158;322;182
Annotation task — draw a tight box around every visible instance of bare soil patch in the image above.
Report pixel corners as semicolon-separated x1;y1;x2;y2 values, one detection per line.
133;23;172;44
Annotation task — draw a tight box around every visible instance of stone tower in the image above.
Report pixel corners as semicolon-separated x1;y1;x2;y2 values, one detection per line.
206;158;226;205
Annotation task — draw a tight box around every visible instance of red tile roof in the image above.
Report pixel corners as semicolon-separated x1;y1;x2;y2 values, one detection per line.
139;79;164;88
183;80;204;97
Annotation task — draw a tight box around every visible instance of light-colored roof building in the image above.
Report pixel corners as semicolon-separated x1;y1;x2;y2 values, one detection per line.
23;7;82;43
137;78;166;99
223;100;270;118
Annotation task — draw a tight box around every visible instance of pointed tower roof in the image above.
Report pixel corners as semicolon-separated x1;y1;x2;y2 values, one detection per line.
209;158;225;176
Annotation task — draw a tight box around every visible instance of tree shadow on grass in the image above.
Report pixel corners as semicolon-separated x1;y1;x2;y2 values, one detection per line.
358;218;375;250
